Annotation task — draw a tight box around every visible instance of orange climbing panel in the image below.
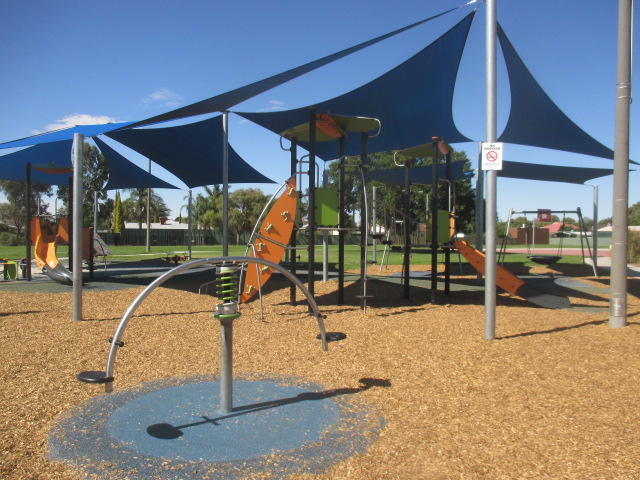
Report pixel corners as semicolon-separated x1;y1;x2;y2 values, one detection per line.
241;177;297;303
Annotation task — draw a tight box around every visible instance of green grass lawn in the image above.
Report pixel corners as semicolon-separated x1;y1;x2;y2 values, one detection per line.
0;242;589;272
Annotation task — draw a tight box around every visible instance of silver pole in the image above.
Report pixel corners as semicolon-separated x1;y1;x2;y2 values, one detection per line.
222;112;229;256
93;190;98;234
610;0;632;328
484;0;497;339
322;169;329;282
592;185;598;271
372;186;378;264
220;318;233;413
475;142;484;255
145;159;151;252
188;189;193;259
72;134;84;322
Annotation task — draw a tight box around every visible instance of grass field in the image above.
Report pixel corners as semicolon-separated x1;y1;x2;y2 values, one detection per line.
0;242;589;273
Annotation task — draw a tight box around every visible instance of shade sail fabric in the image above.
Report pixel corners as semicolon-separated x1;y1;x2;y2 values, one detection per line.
0;122;136;150
106;116;274;188
496;24;615;161
0;140;74;185
124;6;469;129
92;137;179;191
498;161;613;185
366;161;469;186
236;13;475;161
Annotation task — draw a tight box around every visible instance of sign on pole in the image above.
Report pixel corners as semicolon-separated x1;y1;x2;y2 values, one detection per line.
482;142;503;170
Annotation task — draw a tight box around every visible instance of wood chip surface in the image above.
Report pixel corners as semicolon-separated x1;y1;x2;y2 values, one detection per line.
1;263;640;479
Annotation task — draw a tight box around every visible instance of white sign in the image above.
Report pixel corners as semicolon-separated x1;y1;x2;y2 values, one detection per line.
482;142;503;171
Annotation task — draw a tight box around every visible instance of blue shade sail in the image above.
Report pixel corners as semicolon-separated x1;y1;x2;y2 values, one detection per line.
498;161;613;185
106;116;274;188
92;137;179;191
496;24;615;161
0;122;136;149
0;141;73;185
125;6;468;129
236;13;475;161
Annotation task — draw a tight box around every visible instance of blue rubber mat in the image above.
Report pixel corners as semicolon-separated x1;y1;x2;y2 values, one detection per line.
49;374;384;479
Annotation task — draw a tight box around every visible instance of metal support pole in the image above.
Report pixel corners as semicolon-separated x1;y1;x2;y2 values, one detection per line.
290;138;298;305
308;108;317;296
25;164;32;281
592;185;598;271
403;160;411;300
484;0;498;339
610;0;632;328
222;111;230;256
474;142;484;281
372;186;378;264
219;319;233;413
72;133;84;322
188;190;193;259
322;169;329;282
338;136;346;304
431;139;439;304
146;160;151;253
93;191;99;235
68;176;73;271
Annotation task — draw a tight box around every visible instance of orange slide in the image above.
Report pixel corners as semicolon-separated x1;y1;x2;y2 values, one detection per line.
32;217;73;285
454;240;569;309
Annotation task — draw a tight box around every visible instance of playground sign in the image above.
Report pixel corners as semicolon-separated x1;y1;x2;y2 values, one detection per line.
482;142;503;170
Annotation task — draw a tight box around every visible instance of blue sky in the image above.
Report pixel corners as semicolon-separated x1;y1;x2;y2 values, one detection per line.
0;0;637;226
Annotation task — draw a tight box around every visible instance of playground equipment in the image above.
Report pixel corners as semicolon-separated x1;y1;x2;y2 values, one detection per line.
78;256;328;414
456;240;570;309
500;208;597;277
241;176;298;305
31;216;73;285
392;138;457;303
280;111;381;309
29;216;105;285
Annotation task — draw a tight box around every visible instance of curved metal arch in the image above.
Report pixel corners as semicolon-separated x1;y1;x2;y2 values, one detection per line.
102;256;328;392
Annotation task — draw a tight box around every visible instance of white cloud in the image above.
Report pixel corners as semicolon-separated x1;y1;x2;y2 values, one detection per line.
141;87;184;108
35;114;118;134
262;100;285;112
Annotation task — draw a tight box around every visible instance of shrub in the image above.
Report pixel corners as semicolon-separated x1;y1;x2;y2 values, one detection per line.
0;232;17;246
629;230;640;264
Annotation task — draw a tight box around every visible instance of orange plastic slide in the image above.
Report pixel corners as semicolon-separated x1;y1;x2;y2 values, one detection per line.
454;240;569;309
32;217;73;285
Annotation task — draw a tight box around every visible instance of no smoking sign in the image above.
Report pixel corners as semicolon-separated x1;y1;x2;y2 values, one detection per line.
482;142;503;170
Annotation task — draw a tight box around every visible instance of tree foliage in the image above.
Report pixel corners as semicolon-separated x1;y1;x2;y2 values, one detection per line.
122;188;171;228
0;180;52;238
56;142;112;228
113;191;124;233
324;149;476;235
228;188;269;244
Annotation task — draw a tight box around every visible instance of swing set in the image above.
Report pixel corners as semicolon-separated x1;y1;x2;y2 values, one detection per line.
500;208;597;277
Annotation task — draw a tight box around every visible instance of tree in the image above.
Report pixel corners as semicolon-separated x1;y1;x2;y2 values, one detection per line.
122;188;171;228
56;142;112;229
113;191;124;233
228;188;269;244
324;149;476;235
193;185;222;229
0;180;52;239
629;201;640;226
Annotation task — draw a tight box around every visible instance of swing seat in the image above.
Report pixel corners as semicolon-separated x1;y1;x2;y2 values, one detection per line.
527;255;562;265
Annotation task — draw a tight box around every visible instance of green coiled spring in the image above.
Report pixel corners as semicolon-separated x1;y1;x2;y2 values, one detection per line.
212;264;241;321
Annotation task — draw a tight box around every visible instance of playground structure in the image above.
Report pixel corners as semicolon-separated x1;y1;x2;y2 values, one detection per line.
78;256;328;413
27;215;106;285
501;208;597;277
279;111;382;310
30;216;73;285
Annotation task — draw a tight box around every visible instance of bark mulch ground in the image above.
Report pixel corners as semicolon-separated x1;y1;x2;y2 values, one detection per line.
1;262;640;479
